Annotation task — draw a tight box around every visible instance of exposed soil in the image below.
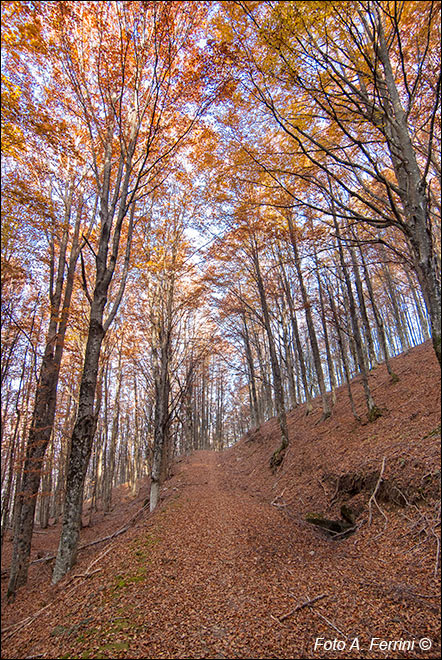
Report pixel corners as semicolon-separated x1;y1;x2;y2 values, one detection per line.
1;340;441;659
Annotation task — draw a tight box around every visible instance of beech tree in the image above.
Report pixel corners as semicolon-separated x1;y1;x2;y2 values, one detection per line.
47;0;219;583
2;1;437;598
220;0;441;364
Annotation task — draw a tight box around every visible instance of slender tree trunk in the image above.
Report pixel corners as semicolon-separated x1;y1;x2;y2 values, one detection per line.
379;249;409;353
250;235;289;467
278;257;312;412
357;243;397;379
405;267;430;342
326;281;360;421
242;312;260;427
349;244;377;368
314;250;337;404
287;214;330;418
333;219;381;422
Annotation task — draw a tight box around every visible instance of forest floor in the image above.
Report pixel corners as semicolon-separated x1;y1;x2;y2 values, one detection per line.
1;340;441;659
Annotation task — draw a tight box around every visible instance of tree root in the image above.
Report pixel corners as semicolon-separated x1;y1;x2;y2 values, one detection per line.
270;445;287;472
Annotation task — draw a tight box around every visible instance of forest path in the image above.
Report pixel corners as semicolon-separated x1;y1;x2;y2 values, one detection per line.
122;449;310;659
3;342;440;660
5;449;335;660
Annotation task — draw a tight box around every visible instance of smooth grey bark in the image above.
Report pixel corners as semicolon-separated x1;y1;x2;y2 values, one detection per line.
326;281;360;421
378;246;410;353
103;353;123;512
287;214;330;418
348;244;377;368
241;312;260;427
250;235;289;465
278;259;312;412
314;250;337;404
404;267;430;342
356;241;396;379
333;217;381;422
370;5;441;365
149;267;175;512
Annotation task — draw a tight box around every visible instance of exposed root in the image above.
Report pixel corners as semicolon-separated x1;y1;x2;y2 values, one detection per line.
270;446;286;472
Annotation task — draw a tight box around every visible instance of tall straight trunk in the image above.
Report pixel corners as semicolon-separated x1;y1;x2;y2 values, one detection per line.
314;250;337;404
287;214;330;418
379;248;409;353
241;312;260;427
333;219;381;421
326;281;360;421
52;183;135;583
282;319;298;409
39;441;53;529
253;326;272;420
404;267;430;342
373;9;441;365
7;204;81;599
1;341;32;549
103;354;123;512
348;244;377;368
357;243;396;378
278;257;312;412
150;268;175;512
250;236;289;467
51;299;106;583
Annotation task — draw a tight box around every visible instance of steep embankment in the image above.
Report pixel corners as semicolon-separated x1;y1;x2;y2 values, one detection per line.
1;341;440;659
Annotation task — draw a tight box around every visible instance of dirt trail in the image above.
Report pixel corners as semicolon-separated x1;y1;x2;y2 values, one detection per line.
126;451;309;659
2;446;440;659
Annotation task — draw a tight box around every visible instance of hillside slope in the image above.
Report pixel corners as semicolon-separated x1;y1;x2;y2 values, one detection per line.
1;341;441;659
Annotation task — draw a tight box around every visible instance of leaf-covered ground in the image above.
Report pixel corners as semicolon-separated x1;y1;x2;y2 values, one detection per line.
1;341;441;659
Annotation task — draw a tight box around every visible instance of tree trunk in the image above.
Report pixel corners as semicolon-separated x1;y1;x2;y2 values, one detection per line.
250;235;289;466
287;215;330;418
242;312;260;426
357;242;396;379
7;209;80;598
333;219;381;422
373;9;441;365
348;244;377;368
278;257;312;412
52;306;105;584
326;281;360;421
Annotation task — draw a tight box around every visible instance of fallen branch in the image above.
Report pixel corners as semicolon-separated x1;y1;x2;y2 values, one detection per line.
328;523;359;539
271;488;287;507
278;593;327;622
312;609;347;637
3;502;150;574
2;504;151;640
72;568;102;579
368;456;387;527
317;477;328;499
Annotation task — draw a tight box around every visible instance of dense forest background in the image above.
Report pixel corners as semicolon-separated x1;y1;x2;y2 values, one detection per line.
1;0;440;600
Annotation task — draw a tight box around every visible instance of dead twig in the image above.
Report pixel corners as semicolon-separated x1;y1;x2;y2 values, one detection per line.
317;477;328;499
278;593;327;622
2;506;150;641
271;488;289;508
368;456;387;527
72;568;102;579
312;609;347;637
431;501;441;578
3;503;150;574
329;475;341;507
